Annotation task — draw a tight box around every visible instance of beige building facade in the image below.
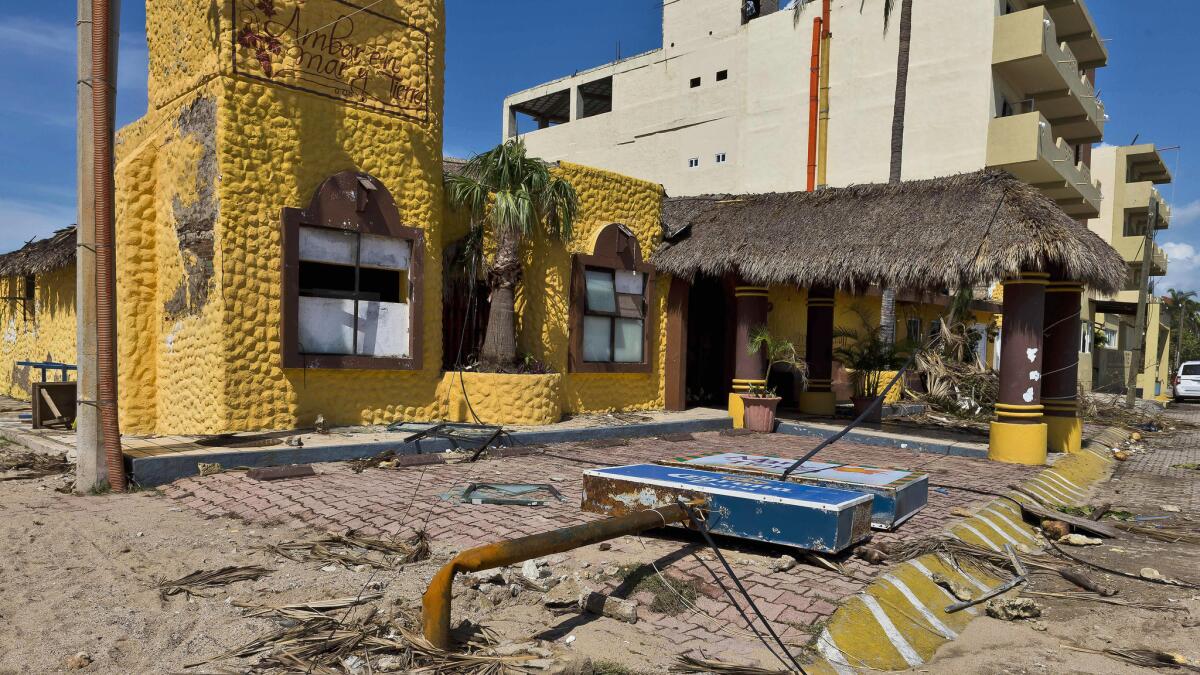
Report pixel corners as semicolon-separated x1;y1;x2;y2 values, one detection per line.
1084;144;1174;400
503;0;1106;220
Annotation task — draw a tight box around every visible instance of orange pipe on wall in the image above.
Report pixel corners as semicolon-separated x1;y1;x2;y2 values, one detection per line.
817;0;831;187
807;16;822;192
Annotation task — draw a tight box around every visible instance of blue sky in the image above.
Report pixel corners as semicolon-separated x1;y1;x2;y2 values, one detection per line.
1;1;1196;290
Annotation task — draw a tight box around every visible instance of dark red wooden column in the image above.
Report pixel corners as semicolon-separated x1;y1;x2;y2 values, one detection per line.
729;279;769;427
799;286;836;415
989;271;1049;464
1043;275;1084;453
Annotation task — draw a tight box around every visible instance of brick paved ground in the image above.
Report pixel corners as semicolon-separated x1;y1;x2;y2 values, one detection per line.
1093;403;1200;513
162;430;1038;656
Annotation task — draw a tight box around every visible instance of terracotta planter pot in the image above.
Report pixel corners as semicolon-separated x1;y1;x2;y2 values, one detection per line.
741;395;782;433
850;396;882;424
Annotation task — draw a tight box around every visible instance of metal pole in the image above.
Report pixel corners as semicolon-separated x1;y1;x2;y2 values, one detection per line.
1126;199;1159;408
75;0;102;491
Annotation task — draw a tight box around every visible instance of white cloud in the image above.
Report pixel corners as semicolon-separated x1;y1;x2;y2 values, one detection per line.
1173;200;1200;228
1161;241;1200;293
0;18;75;56
0;197;76;254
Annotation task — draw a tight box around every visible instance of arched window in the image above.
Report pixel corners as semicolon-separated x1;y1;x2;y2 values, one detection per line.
569;224;654;373
281;171;424;370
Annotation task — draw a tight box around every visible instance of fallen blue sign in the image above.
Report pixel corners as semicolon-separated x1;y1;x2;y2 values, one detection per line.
581;463;874;553
663;452;929;530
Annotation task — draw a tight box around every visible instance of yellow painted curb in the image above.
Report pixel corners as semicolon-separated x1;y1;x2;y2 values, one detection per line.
806;428;1122;672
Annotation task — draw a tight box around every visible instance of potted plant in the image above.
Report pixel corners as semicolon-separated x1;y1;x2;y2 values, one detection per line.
741;327;808;432
833;307;911;423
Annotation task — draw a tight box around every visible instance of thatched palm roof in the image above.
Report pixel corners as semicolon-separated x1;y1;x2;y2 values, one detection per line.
653;170;1127;294
0;226;76;278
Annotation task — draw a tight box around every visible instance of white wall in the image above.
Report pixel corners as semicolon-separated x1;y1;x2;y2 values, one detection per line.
507;0;1003;196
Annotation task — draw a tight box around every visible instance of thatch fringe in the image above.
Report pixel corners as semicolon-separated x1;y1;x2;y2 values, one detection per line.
0;226;76;278
653;170;1127;294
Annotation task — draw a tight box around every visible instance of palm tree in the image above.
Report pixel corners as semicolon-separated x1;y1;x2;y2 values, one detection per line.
445;139;579;366
1166;289;1199;373
879;0;911;345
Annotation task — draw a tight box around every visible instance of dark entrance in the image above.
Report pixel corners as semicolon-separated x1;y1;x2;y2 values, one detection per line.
441;238;490;370
685;274;733;407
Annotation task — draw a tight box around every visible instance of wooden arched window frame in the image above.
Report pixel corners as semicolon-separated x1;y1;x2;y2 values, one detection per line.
569;224;655;374
281;171;424;370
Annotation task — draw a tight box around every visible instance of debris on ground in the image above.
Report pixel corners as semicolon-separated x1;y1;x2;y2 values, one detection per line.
0;449;70;481
351;449;447;472
1063;645;1200;672
672;653;793;674
580;588;638;624
1060;533;1103;546
1141;567;1164;581
770;554;798;572
64;652;92;670
197;462;227;477
313;414;329;434
985;597;1041;621
1059;568;1117;596
265;531;430;570
1173;463;1200;471
156;565;273;598
932;573;973;602
442;482;564;506
246;464;315;481
852;542;890;565
1041;519;1071;540
192;595;534;673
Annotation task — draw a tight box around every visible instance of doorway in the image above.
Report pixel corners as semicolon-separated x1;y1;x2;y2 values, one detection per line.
685;274;733;407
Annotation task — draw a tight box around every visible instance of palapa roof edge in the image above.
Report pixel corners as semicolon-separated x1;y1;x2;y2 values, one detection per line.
0;226;77;278
652;170;1127;295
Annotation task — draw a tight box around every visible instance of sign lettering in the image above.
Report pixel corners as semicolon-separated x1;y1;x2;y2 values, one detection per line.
233;0;431;123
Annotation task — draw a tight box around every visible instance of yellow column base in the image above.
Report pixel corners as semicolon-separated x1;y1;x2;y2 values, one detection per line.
988;421;1048;465
798;391;836;416
1045;415;1082;454
728;392;746;429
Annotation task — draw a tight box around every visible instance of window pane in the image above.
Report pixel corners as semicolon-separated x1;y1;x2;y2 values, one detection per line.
357;301;410;357
298;296;355;354
583;316;613;362
614;318;644;363
299;226;357;265
584;270;616;313
299;261;356;299
358;267;403;303
616;293;642;318
614;270;643;295
361;234;411;270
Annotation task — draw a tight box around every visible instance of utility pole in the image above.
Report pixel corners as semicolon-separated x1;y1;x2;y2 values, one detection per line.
1125;199;1159;409
75;0;120;491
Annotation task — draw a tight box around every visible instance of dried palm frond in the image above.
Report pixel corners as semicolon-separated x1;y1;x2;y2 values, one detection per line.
671;654;795;674
156;565;273;598
1023;591;1179;612
190;601;534;674
263;530;429;570
1113;523;1200;545
1063;645;1200;672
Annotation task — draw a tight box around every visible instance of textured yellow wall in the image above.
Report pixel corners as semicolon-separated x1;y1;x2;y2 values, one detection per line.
116;0;449;434
514;162;668;414
0;267;77;400
443;372;562;425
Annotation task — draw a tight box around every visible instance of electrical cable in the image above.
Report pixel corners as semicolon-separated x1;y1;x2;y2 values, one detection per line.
682;503;808;674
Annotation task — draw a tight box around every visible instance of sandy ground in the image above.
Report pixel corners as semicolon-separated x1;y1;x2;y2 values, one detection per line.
0;446;743;674
909;404;1200;675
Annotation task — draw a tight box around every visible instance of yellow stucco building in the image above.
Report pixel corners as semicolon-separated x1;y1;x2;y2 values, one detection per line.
109;0;671;435
0;229;78;400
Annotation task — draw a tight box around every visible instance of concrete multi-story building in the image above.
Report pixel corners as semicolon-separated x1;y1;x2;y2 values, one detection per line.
504;0;1174;401
503;0;1106;218
1083;144;1174;400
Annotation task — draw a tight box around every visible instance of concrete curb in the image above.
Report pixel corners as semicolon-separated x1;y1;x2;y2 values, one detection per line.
128;415;735;486
776;421;989;459
0;425;75;458
808;430;1124;673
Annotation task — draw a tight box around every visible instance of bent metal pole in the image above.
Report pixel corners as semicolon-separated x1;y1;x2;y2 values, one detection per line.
422;503;690;649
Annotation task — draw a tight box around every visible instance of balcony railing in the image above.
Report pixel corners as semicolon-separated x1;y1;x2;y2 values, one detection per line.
993;7;1105;143
986;111;1102;217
